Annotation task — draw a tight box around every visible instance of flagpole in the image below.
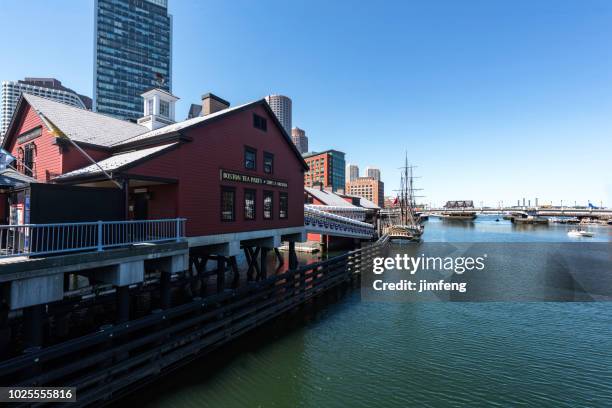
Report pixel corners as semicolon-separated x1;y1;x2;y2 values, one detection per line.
37;112;123;189
64;137;123;189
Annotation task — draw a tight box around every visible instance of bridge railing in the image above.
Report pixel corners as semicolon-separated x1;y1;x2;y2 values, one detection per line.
0;218;186;259
304;205;374;237
304;204;368;221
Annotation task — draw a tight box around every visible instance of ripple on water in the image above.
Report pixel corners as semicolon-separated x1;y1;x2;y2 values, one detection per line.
130;218;612;408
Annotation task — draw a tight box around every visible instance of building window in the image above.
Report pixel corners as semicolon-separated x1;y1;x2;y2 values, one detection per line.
279;192;288;219
22;143;36;177
263;191;273;219
244;189;256;220
263;152;274;174
244;146;257;170
160;100;170;117
221;187;235;221
147;99;153;115
253;113;267;131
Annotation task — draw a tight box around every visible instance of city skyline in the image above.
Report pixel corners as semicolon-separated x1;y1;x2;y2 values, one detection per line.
1;78;91;136
0;0;610;206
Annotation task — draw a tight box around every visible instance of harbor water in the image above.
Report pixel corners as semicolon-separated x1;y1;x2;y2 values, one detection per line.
121;216;612;407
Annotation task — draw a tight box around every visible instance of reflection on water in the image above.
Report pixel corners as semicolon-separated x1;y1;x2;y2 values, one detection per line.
119;216;612;408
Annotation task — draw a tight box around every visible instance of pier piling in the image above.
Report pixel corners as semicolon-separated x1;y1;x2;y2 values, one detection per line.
23;304;44;349
216;257;226;293
116;286;130;323
260;248;269;280
160;271;172;309
289;241;298;270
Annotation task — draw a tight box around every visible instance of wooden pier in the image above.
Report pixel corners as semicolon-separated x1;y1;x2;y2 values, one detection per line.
0;237;387;406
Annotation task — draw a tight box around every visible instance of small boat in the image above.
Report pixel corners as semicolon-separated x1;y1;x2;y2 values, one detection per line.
511;214;548;225
415;212;429;221
439;212;477;220
567;228;594;238
439;200;477;220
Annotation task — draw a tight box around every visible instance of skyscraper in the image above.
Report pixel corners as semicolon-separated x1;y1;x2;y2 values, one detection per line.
291;127;308;153
264;94;292;134
366;166;381;181
346;163;359;182
93;0;172;121
1;78;91;137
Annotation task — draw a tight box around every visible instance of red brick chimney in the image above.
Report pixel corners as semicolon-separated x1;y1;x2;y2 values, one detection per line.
201;93;230;116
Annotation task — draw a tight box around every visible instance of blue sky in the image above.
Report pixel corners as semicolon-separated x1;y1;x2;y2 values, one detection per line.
1;0;611;207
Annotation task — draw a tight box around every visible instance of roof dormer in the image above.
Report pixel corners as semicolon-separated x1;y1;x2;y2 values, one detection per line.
137;88;179;130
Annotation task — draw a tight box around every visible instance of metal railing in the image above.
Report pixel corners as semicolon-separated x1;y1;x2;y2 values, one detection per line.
305;204;368;221
304;206;375;238
0;218;186;259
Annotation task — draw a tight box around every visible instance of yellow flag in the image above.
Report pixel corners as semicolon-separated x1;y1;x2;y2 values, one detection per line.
39;113;66;138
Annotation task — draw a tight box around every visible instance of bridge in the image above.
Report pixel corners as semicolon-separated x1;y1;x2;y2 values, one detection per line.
304;205;376;239
426;207;612;218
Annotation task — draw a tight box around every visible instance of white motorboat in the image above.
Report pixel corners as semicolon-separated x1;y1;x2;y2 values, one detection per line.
567;228;594;238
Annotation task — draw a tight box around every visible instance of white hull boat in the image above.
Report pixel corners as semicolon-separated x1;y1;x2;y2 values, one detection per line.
568;229;594;238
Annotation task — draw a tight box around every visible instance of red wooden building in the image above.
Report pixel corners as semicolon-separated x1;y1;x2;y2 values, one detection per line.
1;91;307;257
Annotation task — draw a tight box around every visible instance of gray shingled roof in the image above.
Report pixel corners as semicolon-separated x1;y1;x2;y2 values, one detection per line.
10;93;309;171
56;143;178;179
113;101;253;146
305;187;357;207
22;93;148;147
353;196;380;210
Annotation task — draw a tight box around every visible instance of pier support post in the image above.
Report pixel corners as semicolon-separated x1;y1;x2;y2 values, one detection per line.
116;286;130;323
289;241;298;270
23;304;44;349
0;301;10;359
259;248;269;280
229;256;240;289
274;248;284;266
160;272;172;309
245;247;260;282
216;256;226;293
190;255;209;296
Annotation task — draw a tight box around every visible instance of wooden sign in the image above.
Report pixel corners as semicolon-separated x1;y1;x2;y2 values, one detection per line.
220;169;288;188
17;127;42;145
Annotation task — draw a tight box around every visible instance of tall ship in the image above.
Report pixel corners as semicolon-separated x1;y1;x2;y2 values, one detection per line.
383;154;424;242
439;200;477;220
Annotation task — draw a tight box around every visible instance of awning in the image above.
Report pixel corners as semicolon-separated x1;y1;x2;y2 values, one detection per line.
0;168;38;188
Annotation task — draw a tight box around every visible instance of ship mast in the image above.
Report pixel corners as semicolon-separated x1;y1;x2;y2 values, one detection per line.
394;152;423;227
405;153;410;225
402;151;421;226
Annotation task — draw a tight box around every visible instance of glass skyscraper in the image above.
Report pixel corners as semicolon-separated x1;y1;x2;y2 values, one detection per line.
93;0;172;121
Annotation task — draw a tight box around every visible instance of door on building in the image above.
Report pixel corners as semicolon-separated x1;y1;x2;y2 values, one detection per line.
133;193;148;220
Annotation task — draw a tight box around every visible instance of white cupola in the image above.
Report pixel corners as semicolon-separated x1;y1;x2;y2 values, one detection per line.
137;88;179;130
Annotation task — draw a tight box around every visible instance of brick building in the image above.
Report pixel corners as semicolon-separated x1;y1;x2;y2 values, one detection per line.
345;176;384;208
290;127;308;154
303;149;345;192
